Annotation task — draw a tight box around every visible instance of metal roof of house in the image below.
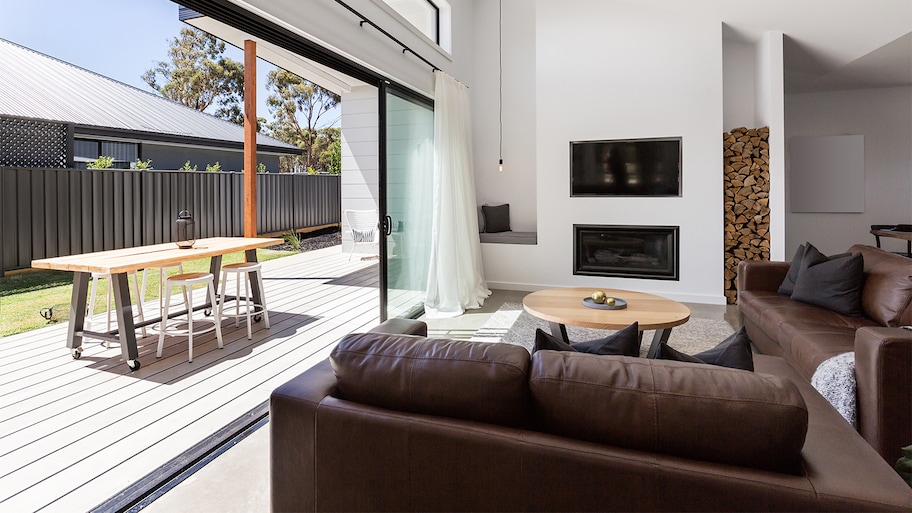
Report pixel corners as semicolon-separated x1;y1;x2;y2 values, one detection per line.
0;38;299;154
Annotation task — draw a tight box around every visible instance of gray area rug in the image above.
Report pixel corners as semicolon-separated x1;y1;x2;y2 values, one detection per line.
471;302;735;357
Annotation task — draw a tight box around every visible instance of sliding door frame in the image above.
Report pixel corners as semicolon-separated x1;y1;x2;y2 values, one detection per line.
179;0;435;322
378;83;435;320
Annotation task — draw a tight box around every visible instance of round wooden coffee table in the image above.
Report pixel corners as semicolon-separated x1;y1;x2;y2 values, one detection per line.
522;287;691;358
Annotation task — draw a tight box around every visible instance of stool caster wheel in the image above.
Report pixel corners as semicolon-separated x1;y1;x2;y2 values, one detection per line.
254;314;262;323
72;347;83;360
204;308;212;317
127;359;141;371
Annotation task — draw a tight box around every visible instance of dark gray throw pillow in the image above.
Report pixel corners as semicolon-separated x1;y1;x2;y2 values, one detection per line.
533;328;575;352
533;322;640;357
791;245;865;317
692;326;754;371
653;343;705;364
652;327;754;371
573;322;640;356
777;244;806;295
482;204;511;233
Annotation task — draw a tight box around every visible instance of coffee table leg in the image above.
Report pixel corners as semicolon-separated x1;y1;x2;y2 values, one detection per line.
646;328;673;358
549;322;570;342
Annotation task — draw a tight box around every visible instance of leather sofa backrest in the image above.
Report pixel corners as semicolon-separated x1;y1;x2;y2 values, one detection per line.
330;333;531;427
850;244;912;326
529;351;810;474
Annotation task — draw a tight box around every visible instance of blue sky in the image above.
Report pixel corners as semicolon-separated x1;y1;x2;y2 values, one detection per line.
0;0;337;127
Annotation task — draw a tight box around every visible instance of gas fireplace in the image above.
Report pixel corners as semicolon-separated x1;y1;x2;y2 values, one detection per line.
574;225;679;280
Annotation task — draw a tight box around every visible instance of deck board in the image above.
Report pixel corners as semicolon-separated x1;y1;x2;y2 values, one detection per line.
0;246;390;512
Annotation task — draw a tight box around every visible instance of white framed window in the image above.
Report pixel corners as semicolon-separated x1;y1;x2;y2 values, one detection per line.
382;0;449;48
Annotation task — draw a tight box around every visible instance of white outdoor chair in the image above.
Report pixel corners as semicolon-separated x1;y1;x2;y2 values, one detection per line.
345;209;380;261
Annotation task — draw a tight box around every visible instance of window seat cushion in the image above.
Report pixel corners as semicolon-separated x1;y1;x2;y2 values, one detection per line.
480;231;537;245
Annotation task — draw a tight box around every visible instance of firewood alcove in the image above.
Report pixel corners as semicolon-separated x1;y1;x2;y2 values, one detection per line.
723;126;770;305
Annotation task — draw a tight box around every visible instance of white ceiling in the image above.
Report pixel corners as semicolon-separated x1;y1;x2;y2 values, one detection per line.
708;0;912;93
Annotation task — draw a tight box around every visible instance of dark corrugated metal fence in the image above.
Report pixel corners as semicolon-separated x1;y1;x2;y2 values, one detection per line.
0;168;341;274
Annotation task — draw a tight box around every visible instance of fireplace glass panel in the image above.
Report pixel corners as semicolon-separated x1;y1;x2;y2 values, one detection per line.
574;225;679;280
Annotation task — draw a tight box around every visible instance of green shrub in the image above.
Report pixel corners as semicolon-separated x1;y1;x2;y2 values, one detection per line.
87;156;115;169
257;162;267;173
283;231;303;250
206;161;222;173
134;158;153;170
179;161;197;171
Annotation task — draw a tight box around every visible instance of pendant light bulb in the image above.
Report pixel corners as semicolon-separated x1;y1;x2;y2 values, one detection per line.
498;159;503;173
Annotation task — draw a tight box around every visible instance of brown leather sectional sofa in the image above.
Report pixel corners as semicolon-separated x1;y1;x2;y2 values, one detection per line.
738;244;912;464
270;319;912;512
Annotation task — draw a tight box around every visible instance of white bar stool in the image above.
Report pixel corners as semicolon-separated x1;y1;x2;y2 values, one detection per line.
156;272;223;363
85;271;146;344
217;262;270;340
141;264;189;317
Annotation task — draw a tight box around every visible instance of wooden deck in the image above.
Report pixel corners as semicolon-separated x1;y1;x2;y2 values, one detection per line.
0;246;384;512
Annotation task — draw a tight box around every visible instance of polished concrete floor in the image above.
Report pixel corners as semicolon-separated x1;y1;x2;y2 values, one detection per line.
142;290;737;512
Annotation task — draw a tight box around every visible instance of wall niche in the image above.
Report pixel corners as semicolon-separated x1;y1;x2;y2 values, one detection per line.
723;126;770;304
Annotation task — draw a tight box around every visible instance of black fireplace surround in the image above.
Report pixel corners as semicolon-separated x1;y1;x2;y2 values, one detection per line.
574;225;679;280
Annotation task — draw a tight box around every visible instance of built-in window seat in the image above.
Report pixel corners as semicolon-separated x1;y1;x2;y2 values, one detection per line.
478;204;537;245
480;231;537;244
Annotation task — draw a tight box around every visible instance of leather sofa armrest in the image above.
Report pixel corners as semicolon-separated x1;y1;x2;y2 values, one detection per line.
737;260;790;293
270;359;338;513
367;318;428;337
855;326;912;464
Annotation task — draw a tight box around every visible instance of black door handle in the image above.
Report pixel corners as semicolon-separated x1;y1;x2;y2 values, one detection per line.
384;215;392;236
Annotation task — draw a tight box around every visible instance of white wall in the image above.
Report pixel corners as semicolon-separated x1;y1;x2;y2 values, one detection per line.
784;86;912;255
755;31;787;260
721;32;787;261
340;85;380;255
723;39;757;130
471;0;537;232
478;0;728;304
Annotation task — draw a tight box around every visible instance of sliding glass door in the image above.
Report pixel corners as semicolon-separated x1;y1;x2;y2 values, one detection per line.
381;86;434;319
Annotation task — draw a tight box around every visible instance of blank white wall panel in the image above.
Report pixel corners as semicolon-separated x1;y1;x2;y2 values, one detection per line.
788;135;864;213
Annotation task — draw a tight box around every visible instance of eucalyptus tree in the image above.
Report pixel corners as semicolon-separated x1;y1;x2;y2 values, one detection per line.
265;69;340;172
142;27;245;123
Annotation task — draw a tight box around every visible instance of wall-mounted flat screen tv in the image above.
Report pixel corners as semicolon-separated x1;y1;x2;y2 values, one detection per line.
570;137;682;196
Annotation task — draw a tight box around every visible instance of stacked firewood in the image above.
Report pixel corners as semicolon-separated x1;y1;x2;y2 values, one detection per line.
723;126;770;304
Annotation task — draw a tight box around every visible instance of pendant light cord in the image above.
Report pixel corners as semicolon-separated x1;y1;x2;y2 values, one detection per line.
499;0;503;167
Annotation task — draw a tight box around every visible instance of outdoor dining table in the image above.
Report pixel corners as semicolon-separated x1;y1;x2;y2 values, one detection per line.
31;236;282;371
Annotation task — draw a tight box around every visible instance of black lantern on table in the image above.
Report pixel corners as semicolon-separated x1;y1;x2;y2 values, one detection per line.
174;210;196;249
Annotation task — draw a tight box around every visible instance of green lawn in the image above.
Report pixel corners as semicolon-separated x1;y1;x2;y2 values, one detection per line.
0;248;295;337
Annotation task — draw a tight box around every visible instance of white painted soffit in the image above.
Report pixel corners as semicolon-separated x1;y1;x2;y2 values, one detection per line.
210;0;437;97
183;16;369;96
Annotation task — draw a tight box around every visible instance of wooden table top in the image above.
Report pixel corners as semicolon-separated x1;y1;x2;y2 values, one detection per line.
31;237;282;274
523;287;691;331
871;229;912;242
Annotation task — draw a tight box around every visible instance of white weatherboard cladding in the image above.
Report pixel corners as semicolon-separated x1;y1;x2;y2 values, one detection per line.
341;86;380;254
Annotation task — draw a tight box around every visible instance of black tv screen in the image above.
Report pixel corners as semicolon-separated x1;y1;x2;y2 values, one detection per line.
570;137;682;196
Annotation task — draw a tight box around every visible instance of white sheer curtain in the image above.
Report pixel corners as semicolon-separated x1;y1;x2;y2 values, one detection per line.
424;71;491;318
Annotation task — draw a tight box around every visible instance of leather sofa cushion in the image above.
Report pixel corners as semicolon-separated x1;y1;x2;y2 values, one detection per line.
738;290;878;342
778;322;856;380
529;351;809;473
330;333;530;427
850;245;912;327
